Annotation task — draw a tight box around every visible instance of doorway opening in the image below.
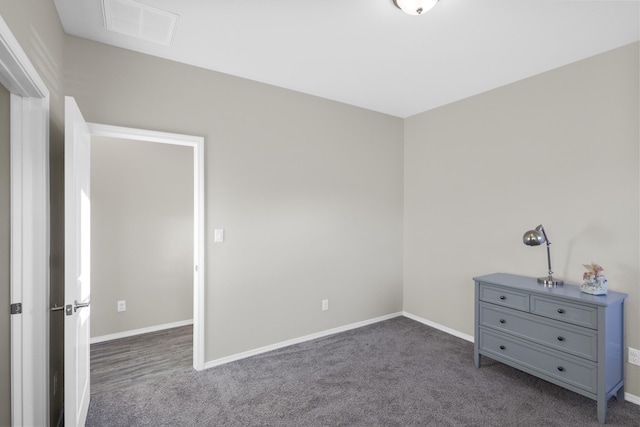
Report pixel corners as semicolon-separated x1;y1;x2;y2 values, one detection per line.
88;135;196;393
88;124;205;371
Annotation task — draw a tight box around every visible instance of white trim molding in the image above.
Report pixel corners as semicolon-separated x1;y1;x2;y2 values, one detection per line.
402;311;640;406
90;319;194;344
0;17;49;98
87;123;206;371
11;94;50;427
0;13;51;427
402;311;475;343
625;391;640;406
204;312;403;369
199;311;640;407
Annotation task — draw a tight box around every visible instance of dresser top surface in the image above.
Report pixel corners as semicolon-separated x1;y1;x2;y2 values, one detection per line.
474;273;628;306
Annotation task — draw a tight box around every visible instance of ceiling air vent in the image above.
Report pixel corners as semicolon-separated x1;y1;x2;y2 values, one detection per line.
102;0;179;46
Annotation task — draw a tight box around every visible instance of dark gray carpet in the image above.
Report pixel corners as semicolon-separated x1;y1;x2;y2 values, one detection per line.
85;317;640;426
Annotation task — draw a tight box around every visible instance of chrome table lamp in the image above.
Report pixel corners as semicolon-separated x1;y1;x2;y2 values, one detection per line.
522;224;564;287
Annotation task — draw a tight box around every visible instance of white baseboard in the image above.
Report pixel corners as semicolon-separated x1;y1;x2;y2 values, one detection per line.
115;312;637;408
402;311;475;343
90;319;194;344
402;312;640;407
625;391;640;406
204;312;403;369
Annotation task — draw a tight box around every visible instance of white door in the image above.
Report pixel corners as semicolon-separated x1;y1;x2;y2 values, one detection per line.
64;96;92;427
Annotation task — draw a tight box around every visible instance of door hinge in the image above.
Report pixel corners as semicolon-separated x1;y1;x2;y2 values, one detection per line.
10;303;22;314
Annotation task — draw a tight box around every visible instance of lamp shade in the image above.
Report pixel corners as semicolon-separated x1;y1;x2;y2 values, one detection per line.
394;0;439;15
523;228;545;246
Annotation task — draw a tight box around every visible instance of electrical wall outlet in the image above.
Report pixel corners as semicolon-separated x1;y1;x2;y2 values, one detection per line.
322;299;329;311
117;300;126;312
630;347;640;366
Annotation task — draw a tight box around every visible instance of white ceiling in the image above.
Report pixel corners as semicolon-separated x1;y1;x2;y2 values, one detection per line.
53;0;639;118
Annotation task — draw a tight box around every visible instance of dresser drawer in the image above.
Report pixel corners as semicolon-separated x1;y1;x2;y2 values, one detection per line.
479;303;598;361
479;328;597;394
531;296;598;329
479;283;529;312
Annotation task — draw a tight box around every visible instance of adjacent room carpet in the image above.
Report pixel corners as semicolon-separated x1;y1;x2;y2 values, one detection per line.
85;316;640;426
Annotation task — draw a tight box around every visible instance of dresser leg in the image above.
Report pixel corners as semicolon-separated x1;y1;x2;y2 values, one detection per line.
616;386;625;402
597;398;607;424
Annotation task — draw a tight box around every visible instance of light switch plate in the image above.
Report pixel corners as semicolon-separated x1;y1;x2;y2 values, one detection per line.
214;229;224;243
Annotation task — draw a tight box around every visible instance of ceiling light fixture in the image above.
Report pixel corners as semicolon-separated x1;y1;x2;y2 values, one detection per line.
394;0;439;15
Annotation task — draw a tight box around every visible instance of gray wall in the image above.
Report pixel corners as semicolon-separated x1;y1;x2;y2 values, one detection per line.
0;2;66;425
64;35;405;360
90;136;194;338
404;42;640;397
0;5;639;423
0;73;10;427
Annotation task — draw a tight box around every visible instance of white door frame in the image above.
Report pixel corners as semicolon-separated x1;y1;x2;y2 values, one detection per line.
0;14;51;427
88;123;205;370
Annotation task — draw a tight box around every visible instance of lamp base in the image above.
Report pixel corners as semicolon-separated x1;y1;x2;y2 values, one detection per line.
537;276;564;287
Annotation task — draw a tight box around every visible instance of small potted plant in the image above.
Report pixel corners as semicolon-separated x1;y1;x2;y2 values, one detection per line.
580;263;608;295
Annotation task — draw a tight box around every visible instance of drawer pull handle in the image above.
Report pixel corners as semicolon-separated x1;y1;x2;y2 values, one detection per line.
499;296;506;300
499;345;506;350
557;309;565;314
499;319;506;324
557;336;565;342
557;366;565;372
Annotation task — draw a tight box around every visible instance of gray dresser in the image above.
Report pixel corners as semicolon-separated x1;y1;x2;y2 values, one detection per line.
474;273;627;424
